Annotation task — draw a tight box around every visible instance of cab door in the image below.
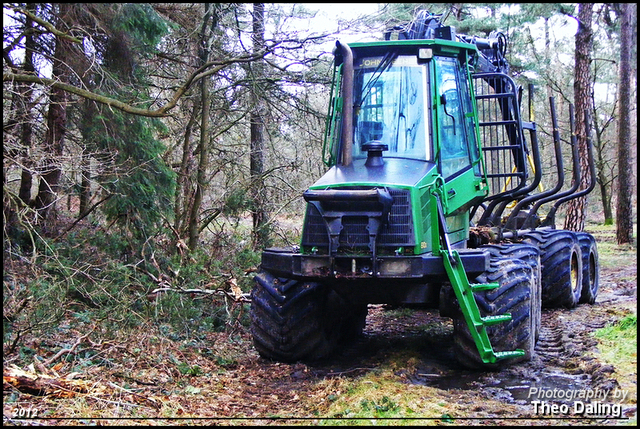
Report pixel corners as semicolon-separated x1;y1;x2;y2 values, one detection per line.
434;55;485;244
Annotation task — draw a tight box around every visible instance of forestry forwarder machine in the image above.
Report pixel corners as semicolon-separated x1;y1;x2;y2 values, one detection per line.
250;11;599;369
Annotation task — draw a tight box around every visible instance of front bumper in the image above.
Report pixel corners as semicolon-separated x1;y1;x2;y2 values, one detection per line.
260;248;489;280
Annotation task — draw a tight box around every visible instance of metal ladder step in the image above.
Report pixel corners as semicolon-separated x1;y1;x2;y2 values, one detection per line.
470;282;499;292
481;314;513;326
494;350;525;360
441;247;522;364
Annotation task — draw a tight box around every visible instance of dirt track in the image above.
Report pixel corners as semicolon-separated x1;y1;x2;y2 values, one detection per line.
222;260;636;424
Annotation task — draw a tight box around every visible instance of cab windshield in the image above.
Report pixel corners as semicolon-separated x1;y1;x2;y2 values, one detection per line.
353;55;430;161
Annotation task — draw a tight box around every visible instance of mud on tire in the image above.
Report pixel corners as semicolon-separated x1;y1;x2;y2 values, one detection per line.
250;270;356;362
575;232;599;304
452;258;535;370
522;229;583;309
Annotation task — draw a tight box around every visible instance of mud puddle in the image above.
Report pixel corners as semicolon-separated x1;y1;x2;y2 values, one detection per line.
314;302;626;409
415;367;592;404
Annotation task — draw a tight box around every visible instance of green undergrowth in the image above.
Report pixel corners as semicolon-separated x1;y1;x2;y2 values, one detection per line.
3;219;259;369
312;370;456;425
593;314;637;399
594;314;637;368
587;222;637;422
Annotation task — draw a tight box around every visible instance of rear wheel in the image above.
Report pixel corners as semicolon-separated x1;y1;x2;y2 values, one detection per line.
452;258;535;370
250;270;344;362
522;229;583;308
575;232;599;304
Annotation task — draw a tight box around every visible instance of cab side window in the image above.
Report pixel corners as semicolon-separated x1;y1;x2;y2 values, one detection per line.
435;57;471;179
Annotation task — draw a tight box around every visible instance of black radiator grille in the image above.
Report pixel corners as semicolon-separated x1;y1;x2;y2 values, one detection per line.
301;188;414;251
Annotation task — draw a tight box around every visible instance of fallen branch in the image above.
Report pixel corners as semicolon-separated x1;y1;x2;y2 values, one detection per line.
3;365;166;408
326;367;377;376
149;286;250;303
112;373;158;387
3;364;91;397
149;276;250;302
43;326;96;366
55;194;113;239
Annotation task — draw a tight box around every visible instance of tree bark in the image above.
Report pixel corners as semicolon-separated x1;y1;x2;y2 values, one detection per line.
17;4;36;206
564;3;594;232
250;3;269;250
187;3;218;251
175;103;197;236
33;4;72;231
78;153;91;216
615;3;635;244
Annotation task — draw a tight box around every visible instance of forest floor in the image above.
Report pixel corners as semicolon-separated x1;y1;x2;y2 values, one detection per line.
3;227;637;426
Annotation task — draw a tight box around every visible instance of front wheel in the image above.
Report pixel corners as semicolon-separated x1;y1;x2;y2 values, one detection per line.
479;243;541;342
452;258;535;370
251;270;342;362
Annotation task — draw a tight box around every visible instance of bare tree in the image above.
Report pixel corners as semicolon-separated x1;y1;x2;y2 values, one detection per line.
187;3;218;251
250;2;269;250
32;4;73;231
564;3;594;232
14;4;37;207
616;2;636;244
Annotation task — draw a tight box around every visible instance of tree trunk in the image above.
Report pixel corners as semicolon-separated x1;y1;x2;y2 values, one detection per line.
79;152;91;216
564;3;594;232
250;3;269;250
187;3;218;251
33;4;72;232
590;59;616;226
615;3;635;244
78;97;97;217
597;181;613;225
593;125;615;225
175;104;197;236
17;4;37;206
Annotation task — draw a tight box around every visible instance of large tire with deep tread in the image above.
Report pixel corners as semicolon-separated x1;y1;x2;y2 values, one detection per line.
250;270;346;362
479;243;542;342
522;229;583;309
452;258;535;370
575;232;599;304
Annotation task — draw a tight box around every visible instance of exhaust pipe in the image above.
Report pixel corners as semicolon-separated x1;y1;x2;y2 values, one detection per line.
335;41;354;167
